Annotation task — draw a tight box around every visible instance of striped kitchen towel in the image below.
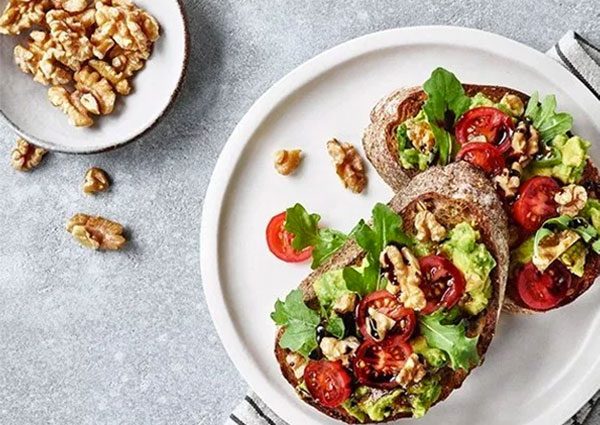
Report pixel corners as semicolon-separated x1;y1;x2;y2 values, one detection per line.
227;30;600;425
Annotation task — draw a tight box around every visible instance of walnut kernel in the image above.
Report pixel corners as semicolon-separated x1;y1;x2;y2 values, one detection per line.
380;245;425;310
83;167;110;194
395;353;426;387
48;86;94;127
326;139;367;194
274;149;302;175
66;213;126;250
414;210;446;242
555;184;587;217
11;138;47;171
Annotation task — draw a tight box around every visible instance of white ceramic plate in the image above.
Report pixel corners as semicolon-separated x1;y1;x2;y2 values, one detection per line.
0;0;188;154
201;27;600;425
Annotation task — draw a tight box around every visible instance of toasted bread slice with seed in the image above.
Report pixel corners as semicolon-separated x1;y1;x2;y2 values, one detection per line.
275;162;508;423
363;84;600;314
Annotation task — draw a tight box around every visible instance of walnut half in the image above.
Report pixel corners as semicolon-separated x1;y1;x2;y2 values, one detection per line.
326;139;367;194
11;138;47;171
67;213;126;250
83;167;110;194
555;184;587;217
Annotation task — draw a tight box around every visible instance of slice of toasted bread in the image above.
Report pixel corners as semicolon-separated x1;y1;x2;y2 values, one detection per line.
275;162;508;423
363;84;528;193
364;84;600;314
502;161;600;314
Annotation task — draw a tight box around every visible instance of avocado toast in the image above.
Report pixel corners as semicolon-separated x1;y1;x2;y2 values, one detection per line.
363;67;600;314
271;162;508;423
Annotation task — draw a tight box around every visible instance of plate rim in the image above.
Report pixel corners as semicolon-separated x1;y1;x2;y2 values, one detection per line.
201;25;600;425
0;0;190;155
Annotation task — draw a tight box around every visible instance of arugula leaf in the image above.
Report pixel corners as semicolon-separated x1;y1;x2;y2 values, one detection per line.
525;92;573;142
422;68;471;165
419;310;480;371
325;314;345;339
353;203;412;259
343;261;381;296
422;67;471;125
271;289;320;357
284;204;348;269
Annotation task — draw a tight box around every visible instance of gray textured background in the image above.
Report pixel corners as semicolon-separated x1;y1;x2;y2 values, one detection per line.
1;0;599;424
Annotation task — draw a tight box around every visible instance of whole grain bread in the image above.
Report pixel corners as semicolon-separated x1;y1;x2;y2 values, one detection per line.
363;84;528;193
363;84;600;314
275;162;508;423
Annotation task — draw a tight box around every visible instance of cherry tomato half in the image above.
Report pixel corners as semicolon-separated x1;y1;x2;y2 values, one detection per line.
455;107;514;153
266;212;312;262
304;360;352;408
515;262;574;311
456;142;506;175
419;255;466;315
353;334;413;389
512;176;560;233
356;290;416;342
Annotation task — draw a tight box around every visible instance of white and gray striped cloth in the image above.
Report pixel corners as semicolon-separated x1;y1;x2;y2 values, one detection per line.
227;31;600;425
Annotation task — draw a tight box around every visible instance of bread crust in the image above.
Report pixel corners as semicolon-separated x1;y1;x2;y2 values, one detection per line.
275;162;508;423
364;84;600;314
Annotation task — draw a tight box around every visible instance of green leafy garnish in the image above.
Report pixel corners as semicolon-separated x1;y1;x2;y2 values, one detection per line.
525;92;573;142
325;313;345;339
422;67;471;164
343;262;381;296
284;204;347;269
419;310;480;371
271;289;320;357
352;203;412;259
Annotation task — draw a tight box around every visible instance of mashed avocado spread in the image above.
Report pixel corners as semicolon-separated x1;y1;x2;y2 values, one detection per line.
441;222;496;315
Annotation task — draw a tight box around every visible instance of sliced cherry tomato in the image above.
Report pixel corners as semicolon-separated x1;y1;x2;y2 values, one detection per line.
356;290;416;342
266;212;312;262
455;107;514;152
419;255;466;315
353;334;413;389
512;176;560;233
515;262;574;311
456;142;506;174
304;360;352;408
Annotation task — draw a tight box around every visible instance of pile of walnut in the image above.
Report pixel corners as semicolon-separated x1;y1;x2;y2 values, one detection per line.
0;0;160;127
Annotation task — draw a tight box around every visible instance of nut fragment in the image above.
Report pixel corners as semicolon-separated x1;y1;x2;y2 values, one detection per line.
494;164;521;198
83;167;110;194
395;353;426;387
380;245;425;310
319;337;360;367
414;209;446;242
274;149;302;176
66;213;126;250
406;119;435;153
48;86;94;127
52;0;89;13
555;184;587;217
511;120;539;163
11;138;47;171
285;352;307;380
74;65;117;114
366;308;396;342
332;292;357;315
326;139;367;194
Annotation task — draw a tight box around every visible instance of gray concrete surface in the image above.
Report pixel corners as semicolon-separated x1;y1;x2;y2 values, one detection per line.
1;0;599;424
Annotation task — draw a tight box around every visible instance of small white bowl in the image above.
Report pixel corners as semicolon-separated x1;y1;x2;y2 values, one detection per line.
0;0;189;154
